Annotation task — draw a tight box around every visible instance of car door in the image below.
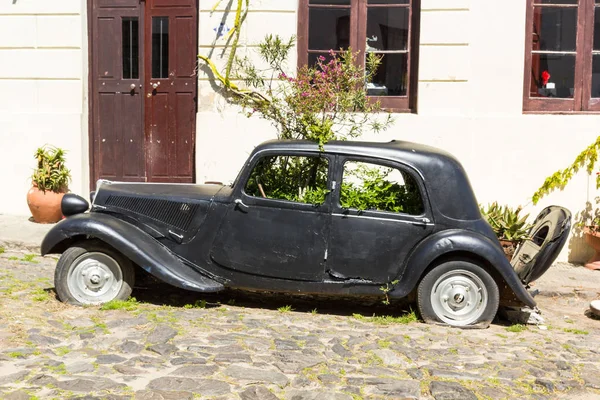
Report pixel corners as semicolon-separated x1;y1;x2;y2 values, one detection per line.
326;156;434;283
210;152;333;281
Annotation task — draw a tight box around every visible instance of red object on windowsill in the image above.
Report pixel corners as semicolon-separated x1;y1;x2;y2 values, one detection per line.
541;70;550;86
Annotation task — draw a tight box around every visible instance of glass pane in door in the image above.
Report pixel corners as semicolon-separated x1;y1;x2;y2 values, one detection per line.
122;18;139;79
152;17;169;79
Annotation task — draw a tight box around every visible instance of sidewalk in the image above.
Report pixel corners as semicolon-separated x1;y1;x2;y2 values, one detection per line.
0;214;52;253
0;213;598;299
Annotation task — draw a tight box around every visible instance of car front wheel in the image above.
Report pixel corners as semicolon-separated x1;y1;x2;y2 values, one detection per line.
54;241;135;306
417;260;499;328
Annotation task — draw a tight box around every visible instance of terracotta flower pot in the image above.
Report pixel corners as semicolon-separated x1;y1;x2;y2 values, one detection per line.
26;186;66;224
499;239;518;262
584;227;600;271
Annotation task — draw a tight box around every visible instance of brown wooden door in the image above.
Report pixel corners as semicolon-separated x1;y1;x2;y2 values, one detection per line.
89;0;197;186
144;0;197;183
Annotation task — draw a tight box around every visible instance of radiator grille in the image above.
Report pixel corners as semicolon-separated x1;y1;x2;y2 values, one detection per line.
105;195;198;231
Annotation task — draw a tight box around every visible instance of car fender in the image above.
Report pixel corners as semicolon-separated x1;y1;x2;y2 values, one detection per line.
393;229;536;308
41;213;224;293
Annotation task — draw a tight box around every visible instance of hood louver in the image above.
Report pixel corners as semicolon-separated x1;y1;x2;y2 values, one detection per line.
105;195;199;231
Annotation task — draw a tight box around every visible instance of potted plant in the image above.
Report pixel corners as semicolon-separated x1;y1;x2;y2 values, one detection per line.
26;145;71;224
481;202;532;261
532;136;600;269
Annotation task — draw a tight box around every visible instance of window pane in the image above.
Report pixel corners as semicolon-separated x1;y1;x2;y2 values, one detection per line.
595;6;600;51
592;55;600;98
366;7;409;51
245;156;329;205
309;0;350;4
368;0;409;3
308;52;336;68
309;8;351;50
152;17;169;79
122;18;139;79
367;53;407;96
340;161;423;215
530;54;575;98
533;7;577;52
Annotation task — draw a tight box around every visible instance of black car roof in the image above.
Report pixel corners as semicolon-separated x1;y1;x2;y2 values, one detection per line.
252;139;482;222
254;139;457;166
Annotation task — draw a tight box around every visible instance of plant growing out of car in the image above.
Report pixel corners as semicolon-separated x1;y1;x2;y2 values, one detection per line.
230;35;393;145
380;280;399;305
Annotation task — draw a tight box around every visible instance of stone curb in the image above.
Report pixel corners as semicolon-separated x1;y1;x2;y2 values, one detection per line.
0;239;41;255
537;289;599;300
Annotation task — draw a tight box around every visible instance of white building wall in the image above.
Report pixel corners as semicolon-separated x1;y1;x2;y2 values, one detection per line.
196;0;600;263
0;0;88;216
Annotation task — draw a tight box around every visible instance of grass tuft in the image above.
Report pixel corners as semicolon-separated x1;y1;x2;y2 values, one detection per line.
278;305;294;313
183;299;207;309
100;297;139;311
506;324;527;333
353;309;418;325
31;288;50;302
563;328;588;335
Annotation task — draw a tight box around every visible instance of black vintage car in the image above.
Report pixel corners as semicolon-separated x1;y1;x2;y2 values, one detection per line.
41;140;571;328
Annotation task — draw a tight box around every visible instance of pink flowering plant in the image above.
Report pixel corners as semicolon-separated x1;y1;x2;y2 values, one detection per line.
201;35;398;218
232;35;393;147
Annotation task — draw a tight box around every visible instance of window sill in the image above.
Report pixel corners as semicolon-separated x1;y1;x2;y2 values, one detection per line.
381;108;416;114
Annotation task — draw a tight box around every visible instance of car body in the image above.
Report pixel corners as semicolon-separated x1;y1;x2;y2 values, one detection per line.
41;139;572;328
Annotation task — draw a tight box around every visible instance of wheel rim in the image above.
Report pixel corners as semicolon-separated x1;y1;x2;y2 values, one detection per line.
430;269;488;326
67;252;123;304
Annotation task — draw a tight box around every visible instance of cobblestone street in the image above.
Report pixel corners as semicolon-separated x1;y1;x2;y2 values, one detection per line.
0;250;599;400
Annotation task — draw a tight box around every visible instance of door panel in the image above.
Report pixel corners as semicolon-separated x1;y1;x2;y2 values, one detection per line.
91;2;145;183
96;0;139;8
90;0;197;186
145;0;197;183
211;201;329;281
153;0;192;7
328;215;432;283
120;93;145;177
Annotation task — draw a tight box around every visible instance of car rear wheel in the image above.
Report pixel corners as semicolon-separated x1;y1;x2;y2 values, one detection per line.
417;260;499;328
54;241;135;306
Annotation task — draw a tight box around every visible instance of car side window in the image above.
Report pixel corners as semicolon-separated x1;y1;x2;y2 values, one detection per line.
340;160;424;215
245;155;329;205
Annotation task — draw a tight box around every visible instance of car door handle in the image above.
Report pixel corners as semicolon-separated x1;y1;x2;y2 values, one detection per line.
410;217;430;227
234;198;249;212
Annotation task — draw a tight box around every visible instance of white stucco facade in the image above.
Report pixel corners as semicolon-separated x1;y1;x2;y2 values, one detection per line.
0;0;89;217
0;0;597;262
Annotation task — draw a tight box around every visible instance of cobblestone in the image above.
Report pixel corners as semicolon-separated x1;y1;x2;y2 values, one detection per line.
0;251;599;399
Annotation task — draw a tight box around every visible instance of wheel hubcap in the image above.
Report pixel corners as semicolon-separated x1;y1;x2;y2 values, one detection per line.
67;252;123;304
430;269;488;326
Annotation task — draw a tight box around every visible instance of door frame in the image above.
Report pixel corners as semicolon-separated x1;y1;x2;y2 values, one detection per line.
86;0;199;190
86;0;94;190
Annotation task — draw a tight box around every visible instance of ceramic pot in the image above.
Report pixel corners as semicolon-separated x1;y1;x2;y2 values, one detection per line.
499;239;518;262
26;186;65;224
584;227;600;270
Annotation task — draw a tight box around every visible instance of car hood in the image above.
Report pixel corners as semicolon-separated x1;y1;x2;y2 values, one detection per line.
91;181;226;242
92;181;225;205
